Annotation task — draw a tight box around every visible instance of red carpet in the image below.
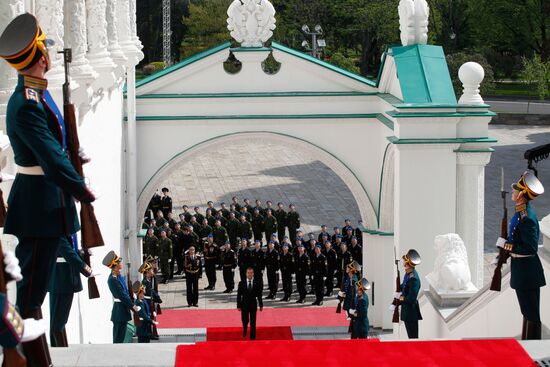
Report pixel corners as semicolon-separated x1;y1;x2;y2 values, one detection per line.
175;339;535;367
207;326;293;341
157;307;348;328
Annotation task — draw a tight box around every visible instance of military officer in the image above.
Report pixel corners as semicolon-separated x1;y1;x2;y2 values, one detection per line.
279;243;294;302
496;171;546;340
349;236;363;265
240;206;252;222
398;249;422;339
286;204;300;245
205;209;216;227
349;277;370;339
254;199;265;217
294;244;310;303
213;220;228;246
238;215;253;241
214;210;227;228
343;228;354;245
251;209;265;243
132;281;156;343
269;233;280;252
0;14;96;365
310;245;327;305
331;227;342;244
264;209;278;243
265;241;280;299
265;201;274;217
172;223;185;275
342;219;354;235
219;202;230;219
181;205;193;223
222;241;237;293
103;251;139;343
323;241;337;296
140;261;162;341
243;198;254;215
49;234;93;347
193;207;205;224
199;218;213;241
318;225;330;243
160;188;172;218
184;246;202;307
155;211;167;228
204;235;220;290
274;202;287;244
158;230;173;284
231;196;242;213
206;201;218;217
337;243;353;286
251;240;265;284
226;212;240;248
166;212;177;231
237;239;253;281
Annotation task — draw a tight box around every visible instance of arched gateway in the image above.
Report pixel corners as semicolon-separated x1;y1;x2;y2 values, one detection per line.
130;1;495;330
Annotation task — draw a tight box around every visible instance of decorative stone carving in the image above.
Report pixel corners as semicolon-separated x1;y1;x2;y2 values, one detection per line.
427;234;475;292
128;0;143;54
36;0;65;83
106;0;127;66
458;62;485;105
227;0;276;47
117;0;141;65
86;0;115;69
398;0;429;46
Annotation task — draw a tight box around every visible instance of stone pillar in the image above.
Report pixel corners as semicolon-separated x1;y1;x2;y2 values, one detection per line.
128;0;143;52
456;152;492;288
36;0;65;84
85;0;116;74
64;0;97;86
105;0;127;67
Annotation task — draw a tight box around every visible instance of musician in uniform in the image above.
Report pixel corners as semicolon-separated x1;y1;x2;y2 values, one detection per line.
103;251;139;344
495;171;546;340
265;241;280;299
184;246;201;307
0;14;96;365
398;249;422;339
222;241;237;293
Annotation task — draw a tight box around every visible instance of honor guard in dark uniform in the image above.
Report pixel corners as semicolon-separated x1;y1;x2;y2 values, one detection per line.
274;202;287;244
173;223;185;275
193;207;205;225
349;237;362;265
323;241;337;296
238;215;253;241
398;249;422;339
103;251;139;343
205;209;216;227
251;209;265;243
219;202;230;219
158;230;173;284
140;261;162;341
349;277;370;339
231;196;242;213
222;241;237;293
243;198;254;215
181;205;193;223
49;234;93;347
160;188;172;218
340;261;360;316
0;14;97;366
279;243;294;301
264;209;278;243
199;218;213;241
204;235;220;290
213;220;228;246
184;246;201;307
237;239;253;281
337;243;353;286
149;190;162;219
286;204;300;245
310;245;327;305
132;281;156;343
251;240;265;283
265;241;280;299
306;236;317;290
206;201;218;217
496;171;545;340
226;212;240;248
254;199;265;217
294;244;310;303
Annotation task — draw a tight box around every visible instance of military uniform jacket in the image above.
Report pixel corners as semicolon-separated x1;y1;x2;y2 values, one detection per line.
286;211;300;229
142;277;161;303
265;249;280;271
280;252;294;273
160;195;172;214
134;298;152;337
184;254;202;276
206;215;216;227
238;247;253;269
158;238;173;260
107;274;133;322
310;253;327;277
295;254;310;274
199;224;213;239
223;249;237;269
274;209;287;228
350;244;363;265
251;249;265;271
213;226;228;245
48;237;91;294
322;248;337;270
239;221;253;240
508;203;546;290
204;244;220;263
400;270;423;322
5;75;87;237
338;251;353;271
226;219;240;239
251;215;264;232
264;216;278;233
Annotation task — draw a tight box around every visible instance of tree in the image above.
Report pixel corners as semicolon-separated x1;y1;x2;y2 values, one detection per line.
521;54;550;100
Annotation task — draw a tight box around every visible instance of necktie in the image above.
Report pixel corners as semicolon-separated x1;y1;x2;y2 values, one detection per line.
248;281;252;290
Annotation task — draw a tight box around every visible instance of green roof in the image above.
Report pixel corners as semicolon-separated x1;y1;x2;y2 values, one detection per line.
392;44;457;105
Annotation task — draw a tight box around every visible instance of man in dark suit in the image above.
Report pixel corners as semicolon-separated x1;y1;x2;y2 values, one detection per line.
237;267;263;340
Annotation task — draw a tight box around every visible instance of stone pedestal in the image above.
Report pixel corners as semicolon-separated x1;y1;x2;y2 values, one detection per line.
425;275;478;308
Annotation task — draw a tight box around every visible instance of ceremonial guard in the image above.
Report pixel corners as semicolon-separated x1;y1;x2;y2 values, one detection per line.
398;249;422;339
158;230;173;284
173;223;185;275
294;244;310;303
204;235;220;290
279;243;294;301
495;171;545;339
264;210;278;243
310;245;327;305
238;239;253;281
251;209;265;243
323;241;337;297
0;14;96;365
226;212;240;247
337;243;353;285
349;277;370;339
237;267;263;340
149;190;162;219
265;241;280;299
140;261;162;341
132;281;155;343
143;228;159;260
49;234;93;347
222;241;237;293
349;237;362;265
103;251;139;344
274;202;287;243
251;240;265;283
286;204;301;244
340;261;361;315
184;246;201;307
160;188;172;217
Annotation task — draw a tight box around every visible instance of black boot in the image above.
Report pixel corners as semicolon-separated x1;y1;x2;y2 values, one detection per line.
22;309;52;367
521;318;527;340
525;321;542;340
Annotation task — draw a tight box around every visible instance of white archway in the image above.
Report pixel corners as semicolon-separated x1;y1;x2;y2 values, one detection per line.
137;132;378;230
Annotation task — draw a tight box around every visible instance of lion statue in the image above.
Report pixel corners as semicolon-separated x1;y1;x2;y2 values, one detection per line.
426;233;473;291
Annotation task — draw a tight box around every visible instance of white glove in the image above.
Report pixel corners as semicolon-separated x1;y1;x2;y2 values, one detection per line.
351;310;357;316
153;312;157;317
79;147;91;164
21;318;47;343
389;304;396;312
4;251;22;282
348;309;356;315
393;292;402;299
168;259;172;263
90;271;102;277
496;237;507;249
133;305;141;312
337;291;345;298
153;321;159;326
0;172;15;183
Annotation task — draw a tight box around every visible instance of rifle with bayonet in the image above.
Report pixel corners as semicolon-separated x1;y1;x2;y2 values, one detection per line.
336;274;345;313
391;247;401;323
59;48;103;299
127;263;142;327
490;168;510;291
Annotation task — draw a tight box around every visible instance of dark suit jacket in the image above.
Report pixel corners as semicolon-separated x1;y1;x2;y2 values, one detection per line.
237;278;263;310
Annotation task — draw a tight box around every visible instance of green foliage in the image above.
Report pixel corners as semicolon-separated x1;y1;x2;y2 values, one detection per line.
326;52;360;74
446;52;495;97
521;54;550;100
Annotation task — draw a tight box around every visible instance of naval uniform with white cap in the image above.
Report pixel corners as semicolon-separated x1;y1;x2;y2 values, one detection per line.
0;13;95;366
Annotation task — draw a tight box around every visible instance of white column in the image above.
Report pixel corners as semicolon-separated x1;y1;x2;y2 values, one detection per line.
105;0;127;67
63;0;97;86
128;0;143;52
85;0;116;74
456;152;492;288
36;0;65;83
